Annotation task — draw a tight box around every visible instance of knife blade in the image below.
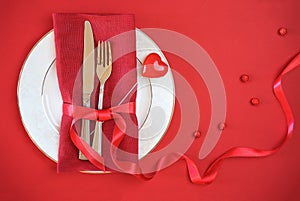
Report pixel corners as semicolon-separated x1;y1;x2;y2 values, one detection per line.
79;20;95;160
82;21;95;96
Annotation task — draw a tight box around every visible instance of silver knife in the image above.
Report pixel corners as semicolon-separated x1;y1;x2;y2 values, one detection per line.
79;20;95;160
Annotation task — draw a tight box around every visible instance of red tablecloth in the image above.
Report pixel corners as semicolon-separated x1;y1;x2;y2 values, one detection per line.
3;0;300;200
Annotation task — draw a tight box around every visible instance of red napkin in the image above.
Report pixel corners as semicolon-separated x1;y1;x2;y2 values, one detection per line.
53;13;138;172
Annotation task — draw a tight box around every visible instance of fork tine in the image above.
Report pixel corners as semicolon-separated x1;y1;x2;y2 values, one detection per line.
97;40;100;65
108;41;112;65
104;41;107;66
100;41;104;66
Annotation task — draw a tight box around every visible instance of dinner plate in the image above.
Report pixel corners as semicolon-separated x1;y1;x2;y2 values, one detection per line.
18;29;175;161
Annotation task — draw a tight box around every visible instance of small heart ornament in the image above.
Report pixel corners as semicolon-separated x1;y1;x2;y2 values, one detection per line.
142;53;168;78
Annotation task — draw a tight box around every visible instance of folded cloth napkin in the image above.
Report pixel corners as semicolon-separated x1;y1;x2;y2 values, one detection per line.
53;13;138;172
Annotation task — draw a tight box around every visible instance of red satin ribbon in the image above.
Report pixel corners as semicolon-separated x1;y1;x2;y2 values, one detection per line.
184;52;299;184
63;102;136;172
64;52;299;184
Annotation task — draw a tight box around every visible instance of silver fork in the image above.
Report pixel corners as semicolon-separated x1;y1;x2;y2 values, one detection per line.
92;40;112;155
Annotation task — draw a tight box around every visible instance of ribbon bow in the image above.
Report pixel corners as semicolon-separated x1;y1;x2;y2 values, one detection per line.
63;102;136;172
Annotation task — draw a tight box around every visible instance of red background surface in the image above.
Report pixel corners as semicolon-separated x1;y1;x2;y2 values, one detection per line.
1;0;300;200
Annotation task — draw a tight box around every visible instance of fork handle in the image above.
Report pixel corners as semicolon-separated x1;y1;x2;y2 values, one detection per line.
92;121;103;154
92;84;105;155
98;84;104;109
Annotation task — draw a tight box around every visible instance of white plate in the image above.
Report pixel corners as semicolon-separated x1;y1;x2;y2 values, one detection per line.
18;29;175;161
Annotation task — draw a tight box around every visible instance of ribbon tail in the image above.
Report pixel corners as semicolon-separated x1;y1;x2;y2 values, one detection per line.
191;53;300;184
63;52;299;184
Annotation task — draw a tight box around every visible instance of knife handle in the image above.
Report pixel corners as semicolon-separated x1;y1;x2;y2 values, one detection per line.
92;121;102;155
79;119;91;160
79;96;91;160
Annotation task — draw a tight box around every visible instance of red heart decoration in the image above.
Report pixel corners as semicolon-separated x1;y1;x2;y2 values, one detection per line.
142;53;168;78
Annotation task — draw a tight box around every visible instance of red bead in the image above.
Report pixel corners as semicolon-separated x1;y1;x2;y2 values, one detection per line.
194;131;201;138
240;74;249;82
218;123;226;130
278;27;287;36
250;98;260;105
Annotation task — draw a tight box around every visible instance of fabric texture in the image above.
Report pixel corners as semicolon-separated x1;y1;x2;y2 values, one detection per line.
53;13;137;172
